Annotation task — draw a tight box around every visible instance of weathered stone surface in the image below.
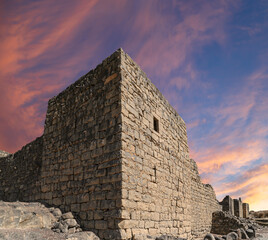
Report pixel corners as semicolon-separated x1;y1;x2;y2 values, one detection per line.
67;231;100;240
234;198;243;218
245;228;255;238
243;203;249;218
204;233;216;240
0;201;55;229
226;232;238;240
50;207;62;219
211;211;244;235
211;210;263;238
64;219;77;228
0;228;67;240
62;212;74;220
0;49;223;240
0;150;9;158
0;201;100;239
220;195;234;215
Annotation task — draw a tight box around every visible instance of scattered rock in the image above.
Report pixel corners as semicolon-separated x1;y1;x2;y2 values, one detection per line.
204;233;215;240
0;201;99;239
62;212;74;220
49;207;62;219
67;231;100;240
246;228;255;238
226;232;238;240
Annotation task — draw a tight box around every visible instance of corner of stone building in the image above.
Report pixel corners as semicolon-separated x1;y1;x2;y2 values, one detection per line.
38;48;126;240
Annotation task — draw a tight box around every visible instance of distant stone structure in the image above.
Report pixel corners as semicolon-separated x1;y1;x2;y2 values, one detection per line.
243;203;249;218
220;195;249;219
0;49;223;239
220;195;234;215
234;198;243;218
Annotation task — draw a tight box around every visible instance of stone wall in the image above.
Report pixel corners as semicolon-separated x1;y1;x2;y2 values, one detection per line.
189;159;222;239
234;198;243;218
243;203;249;218
220;195;234;215
0;49;222;240
0;136;43;202
40;50;123;239
119;51;221;239
119;51;192;239
0;50;123;239
211;211;244;235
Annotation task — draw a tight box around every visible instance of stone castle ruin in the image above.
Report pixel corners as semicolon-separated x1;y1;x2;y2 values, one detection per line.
0;49;250;239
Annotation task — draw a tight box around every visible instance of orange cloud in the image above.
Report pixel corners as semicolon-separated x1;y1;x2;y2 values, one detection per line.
190;68;268;210
215;164;268;211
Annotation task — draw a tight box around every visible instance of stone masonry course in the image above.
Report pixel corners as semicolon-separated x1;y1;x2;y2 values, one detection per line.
0;49;222;240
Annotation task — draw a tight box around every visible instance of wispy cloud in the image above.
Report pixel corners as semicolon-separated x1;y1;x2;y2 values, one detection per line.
127;1;233;79
190;68;268;210
0;0;267;211
0;0;123;152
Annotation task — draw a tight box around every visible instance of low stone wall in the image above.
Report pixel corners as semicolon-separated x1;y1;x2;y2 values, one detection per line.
189;159;222;239
211;211;244;235
0;136;43;201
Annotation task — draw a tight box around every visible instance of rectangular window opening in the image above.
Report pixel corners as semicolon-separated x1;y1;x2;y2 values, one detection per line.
153;166;157;183
153;117;159;133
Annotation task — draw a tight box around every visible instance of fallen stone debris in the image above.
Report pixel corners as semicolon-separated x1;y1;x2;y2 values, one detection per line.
132;234;186;240
0;201;100;240
202;211;266;240
0;201;267;240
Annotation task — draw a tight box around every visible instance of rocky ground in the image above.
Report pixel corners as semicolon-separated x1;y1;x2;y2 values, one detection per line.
0;201;267;240
0;201;100;240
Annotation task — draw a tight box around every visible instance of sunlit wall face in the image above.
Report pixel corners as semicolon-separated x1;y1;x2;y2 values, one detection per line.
0;0;267;211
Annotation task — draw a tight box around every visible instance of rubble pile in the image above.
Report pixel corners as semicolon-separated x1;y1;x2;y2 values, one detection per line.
49;207;82;234
132;234;186;240
0;201;100;240
203;210;264;240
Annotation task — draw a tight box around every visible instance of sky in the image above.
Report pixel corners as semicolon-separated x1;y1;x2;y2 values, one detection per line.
0;0;267;211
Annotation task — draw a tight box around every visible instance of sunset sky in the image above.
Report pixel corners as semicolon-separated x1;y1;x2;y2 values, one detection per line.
0;0;267;211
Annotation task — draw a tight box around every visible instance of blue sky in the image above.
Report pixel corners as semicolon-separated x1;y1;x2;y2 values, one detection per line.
0;0;267;210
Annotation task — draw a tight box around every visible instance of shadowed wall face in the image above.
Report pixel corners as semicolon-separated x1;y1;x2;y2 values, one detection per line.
0;50;124;240
40;50;123;239
243;203;249;218
0;137;43;202
190;159;222;239
234;198;243;218
220;195;234;215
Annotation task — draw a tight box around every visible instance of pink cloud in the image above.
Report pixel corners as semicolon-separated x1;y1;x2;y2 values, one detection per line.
127;1;233;81
0;0;126;152
190;68;268;210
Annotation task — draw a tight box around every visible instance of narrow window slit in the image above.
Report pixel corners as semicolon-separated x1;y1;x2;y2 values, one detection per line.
153;166;157;183
153;117;159;133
